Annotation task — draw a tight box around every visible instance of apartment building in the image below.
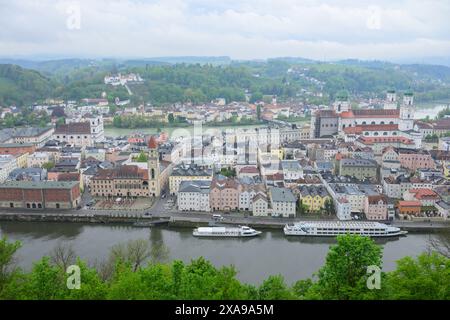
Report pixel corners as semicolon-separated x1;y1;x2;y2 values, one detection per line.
27;152;50;168
210;177;241;212
252;194;269;217
0;155;18;183
177;180;211;212
269;187;296;218
364;195;388;220
169;163;213;195
337;158;378;180
297;185;330;213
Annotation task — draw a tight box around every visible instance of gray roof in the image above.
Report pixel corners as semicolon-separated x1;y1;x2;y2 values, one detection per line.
270;187;296;203
0;143;34;148
435;201;450;210
0;180;78;189
8;168;47;182
281;160;302;171
179;180;211;194
341;158;377;167
172;163;213;177
0;127;52;139
299;185;329;198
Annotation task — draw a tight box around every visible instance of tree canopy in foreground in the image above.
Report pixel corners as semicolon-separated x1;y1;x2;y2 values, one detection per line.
0;234;448;300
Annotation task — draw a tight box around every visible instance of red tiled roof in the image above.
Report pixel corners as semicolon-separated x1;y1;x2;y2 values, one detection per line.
94;165;149;180
239;166;259;174
148;136;158;149
57;173;80;182
55;122;91;135
343;124;398;134
268;173;284;180
358;136;414;145
398;201;422;207
340;109;400;119
339;111;354;118
367;195;387;205
433;119;450;130
408;188;439;200
352;109;400;118
414;121;433;129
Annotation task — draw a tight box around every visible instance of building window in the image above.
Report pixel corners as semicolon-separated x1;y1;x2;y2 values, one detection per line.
56;204;60;209
27;203;31;208
10;203;14;208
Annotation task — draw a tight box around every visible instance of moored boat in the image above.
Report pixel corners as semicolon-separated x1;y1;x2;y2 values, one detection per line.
284;221;407;237
193;226;262;237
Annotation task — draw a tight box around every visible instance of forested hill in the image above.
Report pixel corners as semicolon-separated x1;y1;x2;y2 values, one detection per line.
0;64;55;106
1;58;450;107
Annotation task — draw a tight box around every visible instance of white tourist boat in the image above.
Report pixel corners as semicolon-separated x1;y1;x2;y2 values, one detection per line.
193;226;262;238
284;221;407;238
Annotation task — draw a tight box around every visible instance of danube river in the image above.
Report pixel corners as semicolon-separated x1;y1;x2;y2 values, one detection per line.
0;222;434;285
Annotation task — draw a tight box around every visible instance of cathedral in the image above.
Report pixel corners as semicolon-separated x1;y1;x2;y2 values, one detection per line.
311;90;416;139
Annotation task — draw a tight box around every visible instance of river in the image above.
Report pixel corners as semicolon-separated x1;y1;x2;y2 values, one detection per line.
104;104;449;138
0;222;434;285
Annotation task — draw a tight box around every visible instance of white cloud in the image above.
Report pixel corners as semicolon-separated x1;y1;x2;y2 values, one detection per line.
0;0;449;60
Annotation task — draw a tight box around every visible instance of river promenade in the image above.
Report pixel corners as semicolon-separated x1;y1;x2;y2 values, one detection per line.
0;204;448;232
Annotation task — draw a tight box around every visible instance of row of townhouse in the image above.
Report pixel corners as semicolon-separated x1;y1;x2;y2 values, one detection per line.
177;176;297;217
320;173;389;220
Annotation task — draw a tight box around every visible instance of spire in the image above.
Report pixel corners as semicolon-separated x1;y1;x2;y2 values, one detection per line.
148;136;158;149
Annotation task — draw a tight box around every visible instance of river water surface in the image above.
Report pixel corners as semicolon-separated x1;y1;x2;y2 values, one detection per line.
0;222;434;285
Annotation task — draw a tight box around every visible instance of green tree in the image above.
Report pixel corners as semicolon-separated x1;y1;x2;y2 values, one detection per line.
219;167;236;178
382;252;450;300
296;199;309;215
323;199;336;216
168;113;175;124
310;234;382;300
42;162;55;170
0;237;22;295
258;275;293;300
134;152;148;163
256;104;262;120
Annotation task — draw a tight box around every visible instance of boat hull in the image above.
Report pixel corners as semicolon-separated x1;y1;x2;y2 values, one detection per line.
284;229;408;238
193;231;262;238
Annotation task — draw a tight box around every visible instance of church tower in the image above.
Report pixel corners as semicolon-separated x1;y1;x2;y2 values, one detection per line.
147;136;161;197
384;90;397;110
333;90;350;114
399;90;415;131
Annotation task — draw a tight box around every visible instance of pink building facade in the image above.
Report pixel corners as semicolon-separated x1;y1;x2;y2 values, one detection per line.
364;195;388;220
398;151;435;171
210;177;241;211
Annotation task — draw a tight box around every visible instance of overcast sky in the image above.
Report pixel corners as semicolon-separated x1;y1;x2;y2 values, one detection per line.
0;0;449;61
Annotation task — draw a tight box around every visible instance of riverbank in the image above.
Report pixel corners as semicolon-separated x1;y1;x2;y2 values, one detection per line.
0;211;448;233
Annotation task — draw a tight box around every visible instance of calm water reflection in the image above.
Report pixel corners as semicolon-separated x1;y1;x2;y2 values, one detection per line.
0;222;433;284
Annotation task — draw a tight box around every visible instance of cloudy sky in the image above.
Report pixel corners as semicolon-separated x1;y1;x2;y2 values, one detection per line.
0;0;449;61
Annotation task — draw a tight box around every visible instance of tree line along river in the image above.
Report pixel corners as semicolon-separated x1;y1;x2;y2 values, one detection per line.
0;222;435;285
